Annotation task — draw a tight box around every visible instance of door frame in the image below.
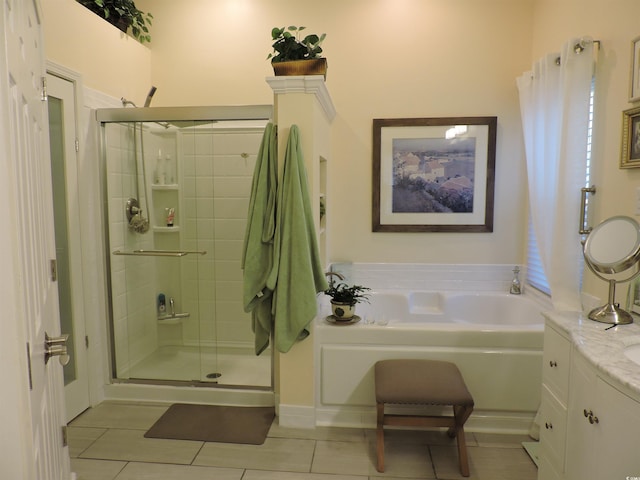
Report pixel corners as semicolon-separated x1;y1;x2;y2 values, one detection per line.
46;61;112;414
46;68;92;421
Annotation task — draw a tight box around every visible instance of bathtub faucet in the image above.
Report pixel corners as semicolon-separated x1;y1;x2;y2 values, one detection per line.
325;271;345;288
510;267;522;295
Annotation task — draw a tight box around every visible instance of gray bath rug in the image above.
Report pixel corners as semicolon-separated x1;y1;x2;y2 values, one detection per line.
144;403;275;445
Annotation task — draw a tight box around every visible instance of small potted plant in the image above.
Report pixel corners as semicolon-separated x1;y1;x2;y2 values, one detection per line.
324;283;370;320
76;0;153;44
268;26;327;77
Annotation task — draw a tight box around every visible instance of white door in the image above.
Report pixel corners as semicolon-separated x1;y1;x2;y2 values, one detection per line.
0;1;70;479
47;72;91;422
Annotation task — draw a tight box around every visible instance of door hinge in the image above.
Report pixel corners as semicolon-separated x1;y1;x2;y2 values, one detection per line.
50;259;57;282
75;139;79;153
41;76;47;102
26;343;33;391
61;425;68;447
85;335;89;349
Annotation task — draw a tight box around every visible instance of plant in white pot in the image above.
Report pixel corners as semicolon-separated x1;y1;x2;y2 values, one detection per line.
268;25;327;77
324;283;370;320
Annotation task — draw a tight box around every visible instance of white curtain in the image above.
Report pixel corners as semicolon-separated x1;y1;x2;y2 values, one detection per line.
517;38;596;311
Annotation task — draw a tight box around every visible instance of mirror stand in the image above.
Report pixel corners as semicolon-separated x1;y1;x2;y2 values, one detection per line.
587;278;634;325
583;215;640;326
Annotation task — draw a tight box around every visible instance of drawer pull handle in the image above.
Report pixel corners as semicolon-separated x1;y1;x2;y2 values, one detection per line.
583;409;599;424
549;360;558;367
545;422;553;429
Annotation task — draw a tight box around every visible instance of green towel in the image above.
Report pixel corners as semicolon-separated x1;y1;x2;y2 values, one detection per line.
267;125;329;353
241;123;277;355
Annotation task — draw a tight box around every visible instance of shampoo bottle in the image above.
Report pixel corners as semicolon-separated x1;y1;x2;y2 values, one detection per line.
156;149;165;185
158;293;166;314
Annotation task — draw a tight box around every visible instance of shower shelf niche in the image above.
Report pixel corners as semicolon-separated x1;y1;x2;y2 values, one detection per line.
153;226;181;233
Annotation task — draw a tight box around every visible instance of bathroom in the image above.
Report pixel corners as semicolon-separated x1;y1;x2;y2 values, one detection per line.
21;0;640;478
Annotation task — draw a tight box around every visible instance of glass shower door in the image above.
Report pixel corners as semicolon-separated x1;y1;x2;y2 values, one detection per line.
101;109;272;389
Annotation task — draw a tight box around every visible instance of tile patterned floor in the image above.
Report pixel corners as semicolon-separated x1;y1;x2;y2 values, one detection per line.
69;401;538;480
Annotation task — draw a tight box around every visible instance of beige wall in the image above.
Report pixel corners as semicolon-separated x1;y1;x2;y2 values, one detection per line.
42;0;151;104
136;0;535;265
531;0;640;300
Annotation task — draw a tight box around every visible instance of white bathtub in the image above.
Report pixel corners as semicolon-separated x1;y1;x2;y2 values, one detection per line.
355;290;544;327
314;290;545;433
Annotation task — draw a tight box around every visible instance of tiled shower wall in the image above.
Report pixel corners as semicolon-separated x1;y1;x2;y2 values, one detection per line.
105;123;157;376
181;127;263;348
106;121;265;378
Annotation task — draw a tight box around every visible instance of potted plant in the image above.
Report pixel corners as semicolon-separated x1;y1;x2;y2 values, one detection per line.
268;26;327;77
76;0;153;44
324;283;370;320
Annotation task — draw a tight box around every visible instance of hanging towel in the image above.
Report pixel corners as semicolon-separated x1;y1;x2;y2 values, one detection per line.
267;125;329;353
241;122;277;355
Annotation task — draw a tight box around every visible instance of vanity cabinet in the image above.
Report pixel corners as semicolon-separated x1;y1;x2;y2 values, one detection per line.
538;323;570;480
539;320;640;480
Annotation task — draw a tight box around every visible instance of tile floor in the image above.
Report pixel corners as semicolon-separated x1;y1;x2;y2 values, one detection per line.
69;401;538;480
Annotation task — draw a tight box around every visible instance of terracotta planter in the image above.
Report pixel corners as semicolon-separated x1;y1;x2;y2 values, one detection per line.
330;301;356;320
272;58;328;78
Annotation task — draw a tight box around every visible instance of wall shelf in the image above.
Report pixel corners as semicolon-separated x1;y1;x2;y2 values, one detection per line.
151;184;178;191
153;226;180;233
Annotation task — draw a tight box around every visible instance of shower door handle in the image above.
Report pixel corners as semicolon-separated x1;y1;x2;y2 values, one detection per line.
112;249;207;257
579;186;596;235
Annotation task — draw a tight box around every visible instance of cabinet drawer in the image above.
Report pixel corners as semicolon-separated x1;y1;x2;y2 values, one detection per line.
540;384;567;474
542;324;570;404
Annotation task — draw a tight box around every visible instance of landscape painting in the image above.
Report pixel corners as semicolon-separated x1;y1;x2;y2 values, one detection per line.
372;117;497;232
392;136;476;214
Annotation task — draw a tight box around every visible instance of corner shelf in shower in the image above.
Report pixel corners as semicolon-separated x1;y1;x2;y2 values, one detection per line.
151;184;179;191
157;312;190;325
153;226;181;233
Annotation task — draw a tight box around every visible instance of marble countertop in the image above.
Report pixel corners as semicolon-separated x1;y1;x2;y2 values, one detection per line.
544;310;640;395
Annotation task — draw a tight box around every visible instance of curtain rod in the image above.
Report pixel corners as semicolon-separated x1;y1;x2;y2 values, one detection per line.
555;39;601;65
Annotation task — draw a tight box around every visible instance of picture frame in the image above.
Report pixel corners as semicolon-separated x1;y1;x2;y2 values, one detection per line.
630;36;640;102
372;116;497;232
620;106;640;168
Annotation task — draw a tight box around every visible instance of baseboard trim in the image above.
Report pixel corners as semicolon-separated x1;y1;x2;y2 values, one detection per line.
315;405;536;434
278;404;316;429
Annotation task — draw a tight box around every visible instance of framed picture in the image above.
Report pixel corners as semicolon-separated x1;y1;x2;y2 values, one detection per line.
630;36;640;102
620;106;640;168
372;116;497;232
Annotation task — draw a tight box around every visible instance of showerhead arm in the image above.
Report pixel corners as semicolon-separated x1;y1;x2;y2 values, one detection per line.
144;86;157;107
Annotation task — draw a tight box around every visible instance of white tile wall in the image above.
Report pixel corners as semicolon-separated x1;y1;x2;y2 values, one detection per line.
105;123;157;376
331;262;527;293
106;122;266;379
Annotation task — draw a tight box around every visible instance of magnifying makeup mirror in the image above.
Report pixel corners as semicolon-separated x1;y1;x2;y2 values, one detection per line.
583;215;640;325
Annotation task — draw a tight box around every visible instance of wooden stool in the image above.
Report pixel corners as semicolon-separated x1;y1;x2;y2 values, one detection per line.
374;359;474;477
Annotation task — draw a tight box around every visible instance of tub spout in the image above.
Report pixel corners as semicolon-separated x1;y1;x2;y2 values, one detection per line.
325;271;345;288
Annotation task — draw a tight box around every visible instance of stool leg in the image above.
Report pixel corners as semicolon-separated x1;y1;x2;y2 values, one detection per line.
376;402;385;472
453;405;472;477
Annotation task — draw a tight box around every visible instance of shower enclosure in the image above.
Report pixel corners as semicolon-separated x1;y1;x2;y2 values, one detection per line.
97;105;273;390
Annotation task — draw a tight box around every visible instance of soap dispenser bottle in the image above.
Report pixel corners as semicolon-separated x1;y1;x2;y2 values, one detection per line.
510;267;522;295
158;293;166;315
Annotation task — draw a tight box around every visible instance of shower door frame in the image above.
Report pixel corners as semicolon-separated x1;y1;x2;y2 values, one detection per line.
97;105;273;389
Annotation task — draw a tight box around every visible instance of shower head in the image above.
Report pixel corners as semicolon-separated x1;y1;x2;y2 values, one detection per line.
144;86;157;107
